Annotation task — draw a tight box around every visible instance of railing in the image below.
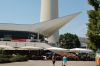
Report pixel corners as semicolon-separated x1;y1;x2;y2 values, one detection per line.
0;41;52;48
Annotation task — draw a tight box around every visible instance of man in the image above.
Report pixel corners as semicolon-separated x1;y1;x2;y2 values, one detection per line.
52;53;56;66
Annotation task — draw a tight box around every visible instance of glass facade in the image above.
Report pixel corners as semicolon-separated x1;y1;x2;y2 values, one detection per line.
0;30;44;42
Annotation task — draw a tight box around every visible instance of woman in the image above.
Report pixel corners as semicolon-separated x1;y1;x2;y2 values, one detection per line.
62;56;68;66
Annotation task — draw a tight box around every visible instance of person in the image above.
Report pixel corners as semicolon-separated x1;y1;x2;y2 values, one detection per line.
62;56;68;66
52;53;56;66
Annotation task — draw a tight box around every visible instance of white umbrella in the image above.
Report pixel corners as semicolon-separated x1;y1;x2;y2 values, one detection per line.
0;45;15;50
45;47;68;51
45;47;70;56
19;46;43;50
70;48;93;53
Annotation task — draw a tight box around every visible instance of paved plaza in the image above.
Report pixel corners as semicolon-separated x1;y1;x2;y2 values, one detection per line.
0;60;96;66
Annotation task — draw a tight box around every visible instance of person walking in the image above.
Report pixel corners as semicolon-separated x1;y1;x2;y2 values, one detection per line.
52;53;56;66
62;56;68;66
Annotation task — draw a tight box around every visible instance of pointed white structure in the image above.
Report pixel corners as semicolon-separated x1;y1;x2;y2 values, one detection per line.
40;0;59;44
33;12;81;37
0;12;80;37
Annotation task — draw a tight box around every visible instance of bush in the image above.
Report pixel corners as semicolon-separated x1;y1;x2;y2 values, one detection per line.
10;54;28;62
0;54;12;63
0;58;11;63
78;53;95;61
0;54;28;63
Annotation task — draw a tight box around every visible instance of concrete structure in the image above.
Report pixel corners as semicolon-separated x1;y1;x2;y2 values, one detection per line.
40;0;59;44
0;0;81;49
0;12;80;39
0;12;80;49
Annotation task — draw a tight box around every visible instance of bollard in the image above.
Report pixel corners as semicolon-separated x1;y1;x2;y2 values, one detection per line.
96;49;100;66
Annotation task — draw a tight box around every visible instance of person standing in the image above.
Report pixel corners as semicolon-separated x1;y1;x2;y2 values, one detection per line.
52;53;56;66
62;56;68;66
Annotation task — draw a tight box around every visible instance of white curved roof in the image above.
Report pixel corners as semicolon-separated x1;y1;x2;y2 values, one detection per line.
0;12;81;37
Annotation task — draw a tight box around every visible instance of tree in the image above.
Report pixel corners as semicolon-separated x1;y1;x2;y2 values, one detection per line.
59;33;81;49
87;0;100;51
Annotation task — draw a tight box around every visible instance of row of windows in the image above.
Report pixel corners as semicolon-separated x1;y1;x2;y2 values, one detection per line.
0;30;44;41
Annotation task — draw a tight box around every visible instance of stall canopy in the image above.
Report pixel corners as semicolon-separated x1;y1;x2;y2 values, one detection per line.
45;47;70;56
70;48;93;53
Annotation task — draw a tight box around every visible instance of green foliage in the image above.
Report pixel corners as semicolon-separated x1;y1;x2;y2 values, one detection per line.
0;54;12;63
78;53;95;61
0;58;11;63
87;0;100;51
10;54;28;62
59;33;81;49
0;53;28;63
88;0;99;11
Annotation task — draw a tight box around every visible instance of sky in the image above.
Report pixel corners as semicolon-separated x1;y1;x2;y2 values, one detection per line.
0;0;93;37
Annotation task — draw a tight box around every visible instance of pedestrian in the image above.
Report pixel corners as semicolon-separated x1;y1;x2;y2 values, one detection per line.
52;53;56;66
62;56;68;66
